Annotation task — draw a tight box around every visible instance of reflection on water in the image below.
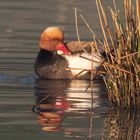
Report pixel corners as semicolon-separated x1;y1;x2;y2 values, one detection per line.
34;79;109;139
34;79;140;140
104;109;140;140
0;0;140;139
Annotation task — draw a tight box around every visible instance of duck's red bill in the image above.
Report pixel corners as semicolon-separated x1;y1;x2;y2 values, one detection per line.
56;44;71;55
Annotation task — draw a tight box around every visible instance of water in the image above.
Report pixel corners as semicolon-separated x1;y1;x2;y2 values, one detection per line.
0;0;140;140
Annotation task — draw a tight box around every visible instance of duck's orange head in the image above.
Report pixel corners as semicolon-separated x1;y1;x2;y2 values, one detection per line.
39;27;71;55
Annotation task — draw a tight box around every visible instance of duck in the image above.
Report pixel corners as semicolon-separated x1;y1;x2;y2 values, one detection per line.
34;27;103;79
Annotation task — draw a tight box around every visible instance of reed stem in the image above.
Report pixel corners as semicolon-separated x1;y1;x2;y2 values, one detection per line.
93;0;140;108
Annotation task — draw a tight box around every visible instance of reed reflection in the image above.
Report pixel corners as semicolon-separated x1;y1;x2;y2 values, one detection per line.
104;108;140;140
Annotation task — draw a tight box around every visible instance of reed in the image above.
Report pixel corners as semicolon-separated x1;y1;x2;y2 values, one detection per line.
93;0;140;108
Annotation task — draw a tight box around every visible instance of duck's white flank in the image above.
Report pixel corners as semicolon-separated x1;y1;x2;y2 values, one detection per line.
64;53;101;75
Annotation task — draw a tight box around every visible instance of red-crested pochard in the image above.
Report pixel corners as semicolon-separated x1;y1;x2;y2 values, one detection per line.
34;27;103;79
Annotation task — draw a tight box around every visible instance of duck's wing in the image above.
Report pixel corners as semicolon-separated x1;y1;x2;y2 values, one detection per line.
66;41;104;54
66;41;91;53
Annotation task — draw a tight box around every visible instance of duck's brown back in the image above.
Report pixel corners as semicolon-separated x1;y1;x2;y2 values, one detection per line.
66;41;105;54
66;41;92;53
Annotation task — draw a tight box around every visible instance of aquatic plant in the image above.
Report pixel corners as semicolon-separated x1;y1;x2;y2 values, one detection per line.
92;0;140;108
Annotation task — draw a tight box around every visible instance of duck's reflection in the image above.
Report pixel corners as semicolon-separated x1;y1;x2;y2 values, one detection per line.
36;97;64;132
34;79;70;132
34;79;107;135
33;79;140;140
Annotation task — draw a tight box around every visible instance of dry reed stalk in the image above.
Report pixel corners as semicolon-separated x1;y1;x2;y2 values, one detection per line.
75;8;80;42
92;0;140;108
79;54;135;75
136;0;140;36
96;0;111;61
80;14;104;54
65;67;108;75
98;0;117;60
136;0;140;59
75;8;88;54
75;9;96;130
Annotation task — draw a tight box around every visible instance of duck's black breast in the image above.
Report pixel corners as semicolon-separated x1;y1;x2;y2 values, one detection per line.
34;49;72;79
35;49;54;66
